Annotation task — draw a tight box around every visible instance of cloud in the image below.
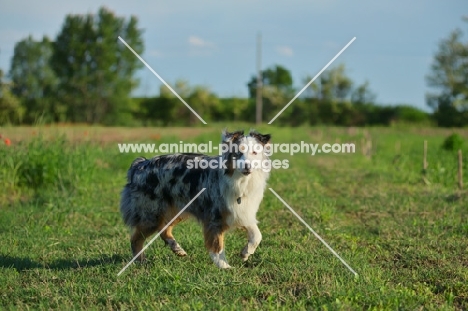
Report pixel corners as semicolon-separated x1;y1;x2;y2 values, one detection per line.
188;35;215;48
148;49;164;58
187;35;217;56
276;45;293;57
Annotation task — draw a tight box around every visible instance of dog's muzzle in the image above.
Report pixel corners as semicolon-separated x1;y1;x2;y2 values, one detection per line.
242;162;251;175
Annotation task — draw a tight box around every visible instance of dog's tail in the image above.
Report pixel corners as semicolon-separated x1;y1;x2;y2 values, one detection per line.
126;157;147;183
120;185;136;228
121;157;147;228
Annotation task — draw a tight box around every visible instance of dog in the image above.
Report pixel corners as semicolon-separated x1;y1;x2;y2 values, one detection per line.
120;129;271;268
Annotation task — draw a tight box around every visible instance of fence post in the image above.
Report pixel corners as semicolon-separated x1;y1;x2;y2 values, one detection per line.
458;150;463;190
423;140;428;171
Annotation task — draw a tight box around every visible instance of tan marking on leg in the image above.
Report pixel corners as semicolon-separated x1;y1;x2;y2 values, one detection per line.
204;217;232;268
203;214;230;254
161;217;187;256
204;228;225;254
130;225;158;262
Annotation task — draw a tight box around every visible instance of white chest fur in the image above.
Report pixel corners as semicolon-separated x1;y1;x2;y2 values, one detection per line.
221;170;268;227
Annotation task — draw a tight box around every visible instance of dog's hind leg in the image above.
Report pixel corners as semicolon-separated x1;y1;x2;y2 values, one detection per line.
130;225;158;262
204;223;231;269
240;225;262;262
161;219;187;257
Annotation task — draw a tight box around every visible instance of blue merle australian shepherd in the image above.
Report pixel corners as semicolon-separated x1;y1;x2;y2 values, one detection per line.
120;129;271;268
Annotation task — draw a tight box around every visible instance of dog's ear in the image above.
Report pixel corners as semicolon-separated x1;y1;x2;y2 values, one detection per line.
250;130;271;145
222;129;244;142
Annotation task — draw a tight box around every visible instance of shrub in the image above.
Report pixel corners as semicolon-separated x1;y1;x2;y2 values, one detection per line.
442;133;464;152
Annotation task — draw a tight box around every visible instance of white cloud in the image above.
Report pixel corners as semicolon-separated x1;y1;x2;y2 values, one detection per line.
148;49;164;58
276;45;293;57
188;35;215;48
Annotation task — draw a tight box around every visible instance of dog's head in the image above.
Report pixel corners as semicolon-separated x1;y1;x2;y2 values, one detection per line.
221;129;271;176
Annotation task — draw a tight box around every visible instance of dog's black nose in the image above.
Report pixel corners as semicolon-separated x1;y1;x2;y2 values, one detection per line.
245;162;251;170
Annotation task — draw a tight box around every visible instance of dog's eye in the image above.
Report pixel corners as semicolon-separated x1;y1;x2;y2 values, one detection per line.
252;151;257;155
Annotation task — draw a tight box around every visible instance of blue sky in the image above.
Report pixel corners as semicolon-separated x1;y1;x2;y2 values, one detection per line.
0;0;466;111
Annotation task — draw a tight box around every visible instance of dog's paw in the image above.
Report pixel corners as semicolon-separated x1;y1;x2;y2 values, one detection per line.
132;252;146;262
240;252;250;262
240;246;251;261
168;241;187;257
174;249;187;257
212;258;232;269
210;251;231;269
218;261;232;269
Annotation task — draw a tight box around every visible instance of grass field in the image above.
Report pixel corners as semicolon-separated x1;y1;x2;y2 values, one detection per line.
1;124;467;310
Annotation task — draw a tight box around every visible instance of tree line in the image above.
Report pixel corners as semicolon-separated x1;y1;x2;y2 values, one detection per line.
0;7;467;127
136;66;430;127
1;7;142;125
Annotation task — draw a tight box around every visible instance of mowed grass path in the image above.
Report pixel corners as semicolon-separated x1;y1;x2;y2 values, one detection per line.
0;125;467;310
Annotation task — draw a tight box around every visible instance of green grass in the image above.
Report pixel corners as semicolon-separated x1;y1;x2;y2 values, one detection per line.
1;125;467;310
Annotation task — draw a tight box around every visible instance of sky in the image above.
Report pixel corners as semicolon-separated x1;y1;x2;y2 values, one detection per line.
0;0;466;111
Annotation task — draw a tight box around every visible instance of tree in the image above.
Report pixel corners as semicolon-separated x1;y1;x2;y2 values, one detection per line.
306;64;353;102
141;80;220;126
0;70;24;125
351;81;376;105
426;19;468;126
163;80;219;125
187;86;219;125
51;7;144;124
9;35;60;123
303;64;355;124
247;64;294;122
213;97;249;121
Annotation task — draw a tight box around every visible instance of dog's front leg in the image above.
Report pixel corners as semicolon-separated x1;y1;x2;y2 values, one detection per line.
204;223;231;269
240;224;262;262
209;248;231;269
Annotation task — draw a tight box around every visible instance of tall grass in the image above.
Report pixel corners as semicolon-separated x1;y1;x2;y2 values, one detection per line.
0;135;104;205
